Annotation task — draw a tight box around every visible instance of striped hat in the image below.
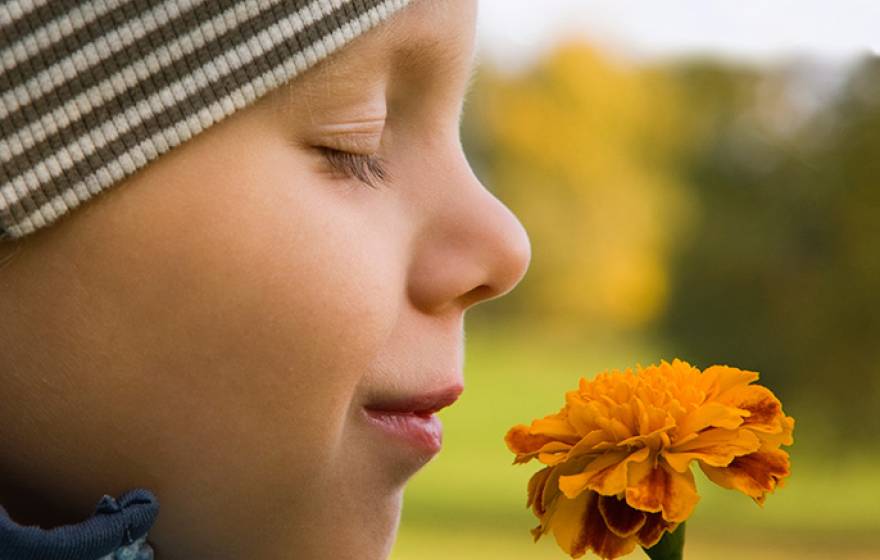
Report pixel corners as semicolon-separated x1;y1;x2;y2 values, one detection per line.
0;0;412;241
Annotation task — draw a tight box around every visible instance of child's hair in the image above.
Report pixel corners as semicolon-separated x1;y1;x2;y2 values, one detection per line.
0;0;413;241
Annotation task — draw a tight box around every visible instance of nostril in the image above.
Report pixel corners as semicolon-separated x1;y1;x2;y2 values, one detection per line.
463;284;497;307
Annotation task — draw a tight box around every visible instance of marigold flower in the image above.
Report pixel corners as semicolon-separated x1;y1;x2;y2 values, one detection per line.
504;359;794;559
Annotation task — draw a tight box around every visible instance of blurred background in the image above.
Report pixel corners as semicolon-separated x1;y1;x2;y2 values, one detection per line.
391;2;880;559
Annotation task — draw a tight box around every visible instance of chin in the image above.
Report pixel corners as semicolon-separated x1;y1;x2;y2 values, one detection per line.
292;409;431;559
302;485;404;560
364;482;406;559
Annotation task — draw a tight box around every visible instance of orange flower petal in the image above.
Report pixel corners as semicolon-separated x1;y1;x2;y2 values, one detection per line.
527;466;553;516
637;513;678;548
700;448;791;505
576;492;640;559
755;414;795;448
541;464;567;515
538;441;579;466
598;495;647;538
700;364;759;398
566;429;617;459
558;451;625;499
625;462;700;522
676;401;747;436
530;523;546;542
596;416;633;442
505;424;572;464
505;424;551;455
546;490;592;557
532;413;583;443
664;427;761;472
723;385;788;432
565;400;595;436
559;447;650;498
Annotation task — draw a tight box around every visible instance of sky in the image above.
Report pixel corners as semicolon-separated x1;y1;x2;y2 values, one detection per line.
477;0;880;70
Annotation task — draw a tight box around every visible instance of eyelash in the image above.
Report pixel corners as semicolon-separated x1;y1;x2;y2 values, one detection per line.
319;147;389;189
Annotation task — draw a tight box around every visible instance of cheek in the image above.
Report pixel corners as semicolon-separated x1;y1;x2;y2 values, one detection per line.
78;127;406;513
158;170;393;446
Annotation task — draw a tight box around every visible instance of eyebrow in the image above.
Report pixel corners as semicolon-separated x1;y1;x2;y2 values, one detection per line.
391;32;475;87
278;23;479;121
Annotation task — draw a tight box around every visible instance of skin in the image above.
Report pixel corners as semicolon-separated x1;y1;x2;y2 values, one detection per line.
0;0;530;558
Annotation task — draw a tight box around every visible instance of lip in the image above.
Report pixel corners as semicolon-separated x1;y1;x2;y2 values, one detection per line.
363;384;463;457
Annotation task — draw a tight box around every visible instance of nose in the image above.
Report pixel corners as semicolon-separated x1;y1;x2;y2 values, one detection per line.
407;154;532;315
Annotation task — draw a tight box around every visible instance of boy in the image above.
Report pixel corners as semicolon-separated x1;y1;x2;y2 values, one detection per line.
0;0;531;558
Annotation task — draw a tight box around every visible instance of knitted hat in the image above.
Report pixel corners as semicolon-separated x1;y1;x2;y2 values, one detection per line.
0;0;412;241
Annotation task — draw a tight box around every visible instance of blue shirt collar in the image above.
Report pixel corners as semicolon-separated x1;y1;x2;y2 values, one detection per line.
0;488;158;560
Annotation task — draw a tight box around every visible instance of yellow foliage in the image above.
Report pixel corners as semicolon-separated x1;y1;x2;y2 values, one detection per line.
466;41;694;330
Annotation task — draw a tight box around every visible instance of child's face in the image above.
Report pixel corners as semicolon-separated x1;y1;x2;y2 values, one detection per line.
0;0;529;558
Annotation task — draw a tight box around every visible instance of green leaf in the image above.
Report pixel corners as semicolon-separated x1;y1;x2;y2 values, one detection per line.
643;521;686;560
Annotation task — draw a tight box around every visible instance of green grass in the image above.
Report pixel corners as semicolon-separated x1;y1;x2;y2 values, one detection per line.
389;324;880;559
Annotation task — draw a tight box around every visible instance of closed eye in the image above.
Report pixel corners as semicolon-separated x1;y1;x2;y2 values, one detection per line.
319;147;389;189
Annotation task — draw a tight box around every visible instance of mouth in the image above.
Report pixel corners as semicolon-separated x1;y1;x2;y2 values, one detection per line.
362;384;464;458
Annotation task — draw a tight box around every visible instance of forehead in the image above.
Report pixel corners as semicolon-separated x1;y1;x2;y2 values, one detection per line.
282;0;477;101
384;0;477;71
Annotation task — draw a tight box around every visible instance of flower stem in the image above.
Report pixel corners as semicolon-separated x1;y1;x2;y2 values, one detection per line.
643;522;686;560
